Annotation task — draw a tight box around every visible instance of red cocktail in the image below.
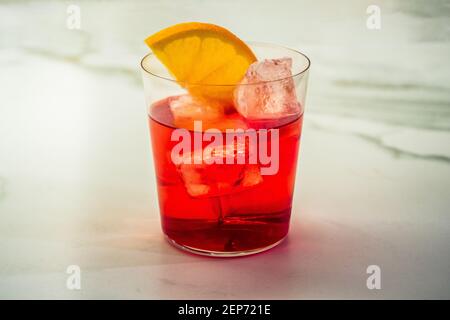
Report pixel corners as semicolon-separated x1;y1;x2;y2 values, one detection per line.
149;97;303;254
141;23;310;256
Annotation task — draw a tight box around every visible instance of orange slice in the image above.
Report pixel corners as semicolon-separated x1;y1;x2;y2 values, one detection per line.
145;22;256;108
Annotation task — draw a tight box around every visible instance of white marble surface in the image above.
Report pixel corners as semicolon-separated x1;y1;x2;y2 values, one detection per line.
0;0;449;299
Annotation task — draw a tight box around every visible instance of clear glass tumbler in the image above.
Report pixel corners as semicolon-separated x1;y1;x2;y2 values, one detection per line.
141;43;310;257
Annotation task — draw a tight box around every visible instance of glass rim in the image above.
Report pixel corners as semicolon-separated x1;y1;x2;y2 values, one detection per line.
140;41;311;87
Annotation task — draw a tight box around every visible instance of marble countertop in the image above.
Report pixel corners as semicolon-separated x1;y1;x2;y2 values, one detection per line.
0;0;449;299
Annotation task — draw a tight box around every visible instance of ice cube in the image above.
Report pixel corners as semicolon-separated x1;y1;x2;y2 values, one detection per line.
177;142;262;197
169;94;247;131
234;58;301;120
169;95;221;129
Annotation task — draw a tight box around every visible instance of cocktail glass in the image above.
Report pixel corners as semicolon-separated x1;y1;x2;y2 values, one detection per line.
141;43;310;257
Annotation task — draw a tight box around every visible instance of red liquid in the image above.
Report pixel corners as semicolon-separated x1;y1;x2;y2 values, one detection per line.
149;97;303;253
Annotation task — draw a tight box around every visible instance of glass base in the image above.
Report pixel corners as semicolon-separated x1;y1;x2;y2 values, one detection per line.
165;235;286;257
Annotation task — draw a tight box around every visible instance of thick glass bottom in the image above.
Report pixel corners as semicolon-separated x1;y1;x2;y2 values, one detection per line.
161;209;290;256
165;234;286;257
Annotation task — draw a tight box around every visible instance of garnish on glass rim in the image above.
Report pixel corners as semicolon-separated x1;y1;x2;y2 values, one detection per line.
145;22;257;109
